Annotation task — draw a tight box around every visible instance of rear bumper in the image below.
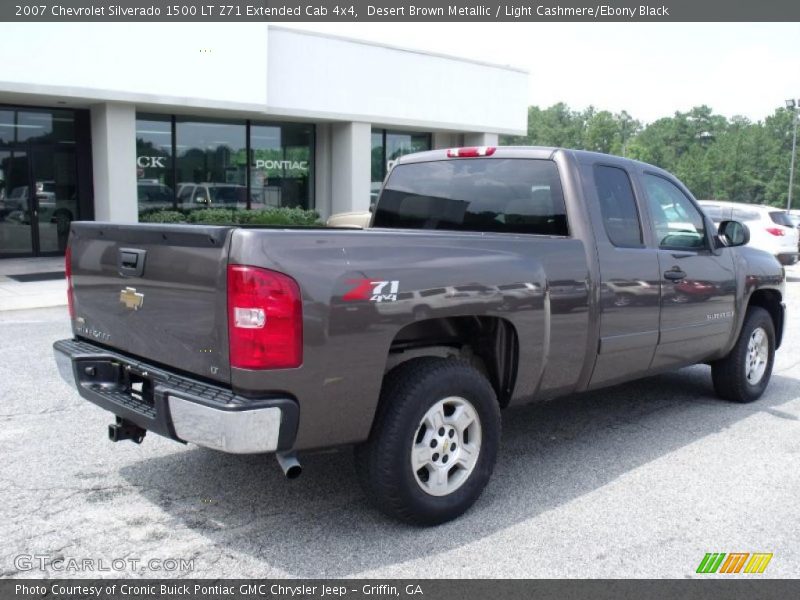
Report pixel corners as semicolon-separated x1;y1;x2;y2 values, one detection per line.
53;338;298;454
776;252;799;265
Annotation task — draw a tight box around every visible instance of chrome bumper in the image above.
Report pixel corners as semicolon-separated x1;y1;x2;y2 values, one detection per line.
168;396;282;454
53;338;298;454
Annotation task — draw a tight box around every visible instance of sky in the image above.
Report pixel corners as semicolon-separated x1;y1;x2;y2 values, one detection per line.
285;22;800;124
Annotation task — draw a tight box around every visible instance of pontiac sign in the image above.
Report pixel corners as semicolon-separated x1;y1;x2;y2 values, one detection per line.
254;159;308;172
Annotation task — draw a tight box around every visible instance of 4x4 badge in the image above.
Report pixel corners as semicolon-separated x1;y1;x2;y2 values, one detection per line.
120;287;144;310
343;279;400;302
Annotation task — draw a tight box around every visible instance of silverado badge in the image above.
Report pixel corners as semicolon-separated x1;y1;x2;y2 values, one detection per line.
120;287;144;310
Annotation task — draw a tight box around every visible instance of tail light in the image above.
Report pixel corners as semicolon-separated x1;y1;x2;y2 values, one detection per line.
446;146;496;158
766;227;785;236
227;265;302;370
65;245;74;318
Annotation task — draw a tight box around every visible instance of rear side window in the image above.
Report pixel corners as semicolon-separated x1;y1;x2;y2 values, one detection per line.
374;158;568;236
593;165;643;248
769;211;794;227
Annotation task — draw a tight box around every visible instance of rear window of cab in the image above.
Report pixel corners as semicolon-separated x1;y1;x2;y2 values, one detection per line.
374;158;568;236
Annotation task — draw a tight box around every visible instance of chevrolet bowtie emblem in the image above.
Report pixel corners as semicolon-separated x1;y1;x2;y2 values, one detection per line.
120;287;144;310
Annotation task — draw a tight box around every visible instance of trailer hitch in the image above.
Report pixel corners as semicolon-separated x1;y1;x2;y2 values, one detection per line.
108;417;147;444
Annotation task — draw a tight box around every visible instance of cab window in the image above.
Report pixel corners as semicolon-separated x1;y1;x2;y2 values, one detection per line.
643;174;706;250
593;165;643;248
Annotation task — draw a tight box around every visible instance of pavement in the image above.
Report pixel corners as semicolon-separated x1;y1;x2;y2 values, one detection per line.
0;257;66;312
0;270;798;579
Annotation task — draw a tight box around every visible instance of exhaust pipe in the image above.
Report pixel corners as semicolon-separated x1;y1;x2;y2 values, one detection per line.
276;451;302;479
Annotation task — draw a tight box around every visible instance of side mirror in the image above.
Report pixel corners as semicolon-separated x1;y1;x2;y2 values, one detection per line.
718;220;749;247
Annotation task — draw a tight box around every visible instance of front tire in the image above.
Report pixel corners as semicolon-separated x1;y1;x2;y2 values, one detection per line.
711;306;775;403
355;358;500;525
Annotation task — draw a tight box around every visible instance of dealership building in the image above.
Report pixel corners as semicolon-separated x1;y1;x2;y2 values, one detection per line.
0;23;528;258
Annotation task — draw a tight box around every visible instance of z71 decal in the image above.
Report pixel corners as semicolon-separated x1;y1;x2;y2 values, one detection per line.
343;279;400;302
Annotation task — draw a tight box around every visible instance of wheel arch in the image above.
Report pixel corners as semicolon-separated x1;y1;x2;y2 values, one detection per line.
747;289;784;349
383;315;519;408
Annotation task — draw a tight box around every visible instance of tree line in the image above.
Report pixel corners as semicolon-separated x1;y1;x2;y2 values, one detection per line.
501;103;798;209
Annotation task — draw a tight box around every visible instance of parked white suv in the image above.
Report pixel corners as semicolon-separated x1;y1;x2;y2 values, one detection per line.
699;200;799;265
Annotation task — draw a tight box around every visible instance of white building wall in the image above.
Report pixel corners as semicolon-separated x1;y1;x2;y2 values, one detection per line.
464;132;500;147
314;123;333;218
0;24;269;110
0;24;526;136
330;123;372;215
0;24;529;225
267;28;527;134
90;103;138;223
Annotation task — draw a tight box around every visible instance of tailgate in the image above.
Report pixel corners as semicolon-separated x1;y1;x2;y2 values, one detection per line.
68;222;235;384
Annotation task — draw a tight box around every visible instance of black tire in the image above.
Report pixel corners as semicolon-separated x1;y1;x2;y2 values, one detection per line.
711;306;775;403
354;358;500;525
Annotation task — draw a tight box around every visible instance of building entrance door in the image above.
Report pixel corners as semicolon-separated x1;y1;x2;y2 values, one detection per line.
0;145;78;257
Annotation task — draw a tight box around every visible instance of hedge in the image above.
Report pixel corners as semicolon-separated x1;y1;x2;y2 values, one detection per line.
139;210;186;223
138;208;322;226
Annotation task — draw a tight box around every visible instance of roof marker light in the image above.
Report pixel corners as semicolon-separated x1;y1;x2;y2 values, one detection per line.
446;146;497;158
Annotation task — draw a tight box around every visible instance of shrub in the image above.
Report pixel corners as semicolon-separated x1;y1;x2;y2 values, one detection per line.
139;210;186;223
137;207;322;226
186;209;236;224
234;207;321;226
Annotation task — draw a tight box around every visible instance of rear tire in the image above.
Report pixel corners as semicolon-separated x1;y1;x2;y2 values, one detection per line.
355;358;500;525
711;307;775;403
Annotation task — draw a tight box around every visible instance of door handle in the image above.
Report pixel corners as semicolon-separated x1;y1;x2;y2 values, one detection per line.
118;248;147;278
664;269;687;281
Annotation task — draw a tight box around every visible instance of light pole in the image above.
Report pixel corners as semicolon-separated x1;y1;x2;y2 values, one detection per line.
787;98;799;212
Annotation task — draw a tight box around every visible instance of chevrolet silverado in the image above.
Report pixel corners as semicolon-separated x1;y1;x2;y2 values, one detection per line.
54;147;785;524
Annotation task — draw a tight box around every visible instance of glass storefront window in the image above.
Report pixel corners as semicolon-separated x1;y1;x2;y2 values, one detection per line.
136;114;174;214
386;131;431;165
0;108;75;145
1;105;87;258
250;123;313;209
135;115;316;216
175;118;247;210
370;129;431;204
371;131;384;191
32;148;78;253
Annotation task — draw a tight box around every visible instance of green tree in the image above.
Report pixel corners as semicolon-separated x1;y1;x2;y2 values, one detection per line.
502;102;797;208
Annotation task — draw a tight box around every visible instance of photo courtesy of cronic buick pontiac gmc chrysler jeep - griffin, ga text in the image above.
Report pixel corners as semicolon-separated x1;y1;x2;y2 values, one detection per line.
54;146;785;525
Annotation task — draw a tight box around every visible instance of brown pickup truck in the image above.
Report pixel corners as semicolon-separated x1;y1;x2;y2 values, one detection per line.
54;146;785;524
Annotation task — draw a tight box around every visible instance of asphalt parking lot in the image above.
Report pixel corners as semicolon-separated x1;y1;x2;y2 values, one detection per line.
1;267;799;579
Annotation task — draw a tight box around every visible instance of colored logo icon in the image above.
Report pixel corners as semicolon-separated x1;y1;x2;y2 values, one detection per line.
696;552;773;574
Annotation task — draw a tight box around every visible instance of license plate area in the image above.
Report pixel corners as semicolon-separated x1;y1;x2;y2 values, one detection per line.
124;368;155;408
74;358;155;409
